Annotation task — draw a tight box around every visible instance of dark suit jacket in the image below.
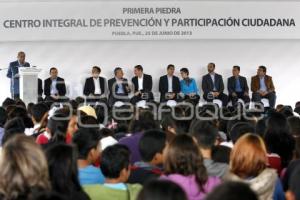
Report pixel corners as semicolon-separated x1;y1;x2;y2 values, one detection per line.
83;77;106;96
44;77;66;96
202;73;224;94
131;74;152;93
108;77;130;97
6;60;30;95
227;76;249;95
38;78;43;96
251;75;275;93
159;75;180;96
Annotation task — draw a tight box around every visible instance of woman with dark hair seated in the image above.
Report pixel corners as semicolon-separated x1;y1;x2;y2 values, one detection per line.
179;68;200;105
137;179;187;200
45;143;90;200
162;134;221;200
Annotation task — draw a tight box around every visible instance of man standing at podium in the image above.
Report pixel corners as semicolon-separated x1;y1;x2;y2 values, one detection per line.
6;51;30;99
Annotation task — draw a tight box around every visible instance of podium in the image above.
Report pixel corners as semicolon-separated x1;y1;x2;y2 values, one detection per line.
19;67;42;104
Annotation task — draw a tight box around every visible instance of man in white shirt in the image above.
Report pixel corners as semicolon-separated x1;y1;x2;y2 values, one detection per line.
159;64;181;102
131;65;154;104
83;66;107;104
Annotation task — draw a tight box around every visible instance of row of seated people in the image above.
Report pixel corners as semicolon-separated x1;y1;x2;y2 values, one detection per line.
7;52;276;108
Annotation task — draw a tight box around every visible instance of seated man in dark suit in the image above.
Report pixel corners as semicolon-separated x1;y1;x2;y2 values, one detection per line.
202;63;228;107
227;66;250;107
6;51;30;100
38;78;43;102
83;66;107;104
44;67;67;102
130;65;154;105
108;67;131;107
251;66;276;108
159;64;181;102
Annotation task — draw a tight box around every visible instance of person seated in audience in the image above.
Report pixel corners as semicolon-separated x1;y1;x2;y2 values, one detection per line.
44;67;67;102
119;110;159;164
162;134;221;200
160;114;177;142
0;135;51;199
211;145;231;164
251;65;276;108
108;67;131;107
294;101;300;116
36;108;70;146
83;66;107;104
26;102;49;137
45;143;90;200
288;116;300;138
224;134;285;200
1;117;25;148
137;179;187;200
285;165;300;200
205;181;258;200
72;127;105;185
0;107;7;146
221;121;255;149
128;129;166;185
264;112;295;171
202;63;228;107
159;64;181;102
84;144;142;200
227;65;250;107
130;65;154;105
189;120;229;178
6;105;34;130
282;137;300;191
179;68;200;105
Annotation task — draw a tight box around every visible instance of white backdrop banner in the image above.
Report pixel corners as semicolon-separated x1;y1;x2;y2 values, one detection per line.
0;1;299;41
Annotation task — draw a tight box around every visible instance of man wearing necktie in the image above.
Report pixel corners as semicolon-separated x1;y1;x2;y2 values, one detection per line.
202;63;228;107
227;66;250;107
6;51;30;99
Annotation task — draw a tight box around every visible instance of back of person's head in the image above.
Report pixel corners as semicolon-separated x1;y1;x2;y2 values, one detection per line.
2;117;25;145
255;118;266;137
211;145;231;164
47;109;70;143
1;98;16;110
45;143;82;196
7;106;33;128
230;134;267;178
0;107;7;127
264;112;295;167
288;116;300;137
205;181;258;200
31;103;49;123
0;135;50;199
164;134;207;192
189;120;218;149
229;122;255;144
137;180;187;200
100;144;130;181
139;129;166;164
32;191;67;200
286;165;300;200
129;110;158;133
72;128;101;161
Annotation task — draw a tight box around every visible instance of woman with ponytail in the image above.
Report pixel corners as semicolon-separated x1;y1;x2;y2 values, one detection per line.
162;134;221;200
